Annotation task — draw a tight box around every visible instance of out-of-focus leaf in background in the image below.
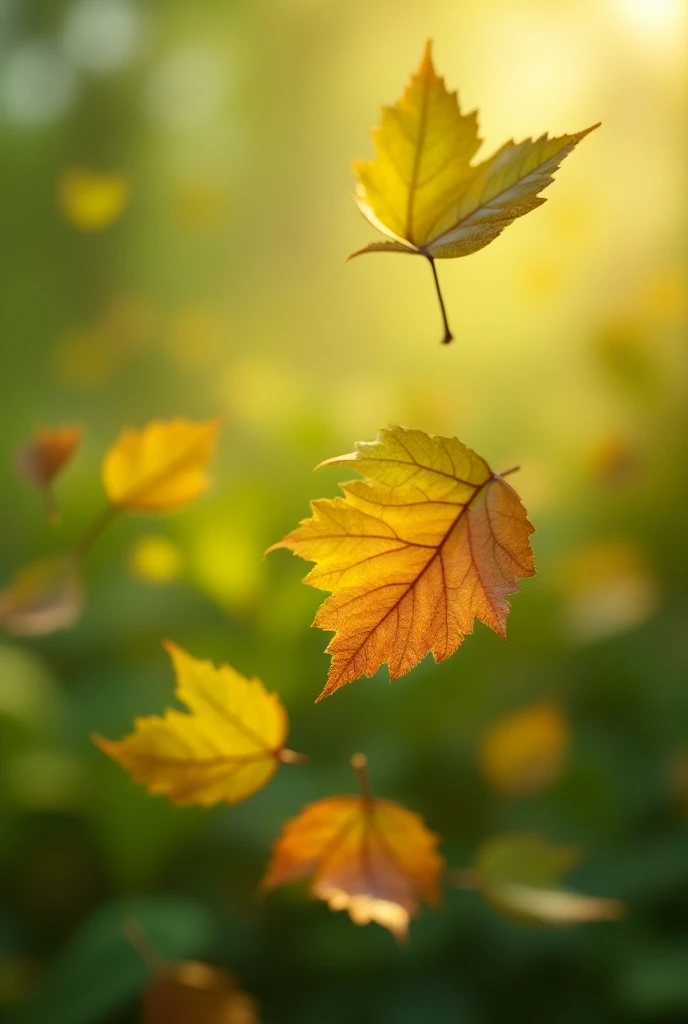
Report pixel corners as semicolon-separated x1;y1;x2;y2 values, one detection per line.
0;557;84;638
477;701;570;798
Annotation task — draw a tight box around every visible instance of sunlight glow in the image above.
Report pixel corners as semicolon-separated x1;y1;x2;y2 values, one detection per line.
619;0;686;34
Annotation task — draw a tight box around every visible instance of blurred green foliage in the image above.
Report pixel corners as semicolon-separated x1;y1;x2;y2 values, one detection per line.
1;0;687;1021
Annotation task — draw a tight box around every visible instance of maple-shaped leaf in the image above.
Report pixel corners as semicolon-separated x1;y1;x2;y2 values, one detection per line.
94;642;304;807
0;555;84;637
453;834;623;927
351;41;599;343
269;426;535;700
260;753;442;940
102;419;220;514
15;425;83;523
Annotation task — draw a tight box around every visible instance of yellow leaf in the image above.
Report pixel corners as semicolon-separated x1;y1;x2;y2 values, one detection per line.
457;834;623;927
94;642;302;807
58;167;130;232
351;41;599;342
261;754;442;940
478;701;570;797
0;556;84;637
269;426;535;701
102;418;220;513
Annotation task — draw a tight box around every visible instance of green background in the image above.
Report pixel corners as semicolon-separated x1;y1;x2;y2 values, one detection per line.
1;0;687;1021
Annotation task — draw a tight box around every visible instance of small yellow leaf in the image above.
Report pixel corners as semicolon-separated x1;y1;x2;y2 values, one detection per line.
269;426;535;700
460;834;623;927
94;642;301;807
58;167;130;231
261;754;442;940
0;556;84;637
102;418;220;514
351;41;599;343
478;701;570;797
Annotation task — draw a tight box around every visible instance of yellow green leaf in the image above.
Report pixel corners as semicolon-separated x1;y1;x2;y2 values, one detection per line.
102;419;220;514
351;40;599;342
94;642;302;807
269;426;535;701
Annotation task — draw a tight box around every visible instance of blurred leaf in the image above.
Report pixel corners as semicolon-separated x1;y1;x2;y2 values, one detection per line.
351;40;598;343
143;961;259;1024
94;641;304;807
458;834;623;927
58;168;129;232
269;426;534;700
14;426;83;524
261;754;443;941
128;535;184;585
478;701;570;798
102;419;220;514
0;556;84;637
22;897;215;1024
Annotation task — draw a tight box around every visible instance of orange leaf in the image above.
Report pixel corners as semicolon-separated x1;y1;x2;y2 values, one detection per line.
269;426;535;700
15;425;82;523
260;753;442;940
142;962;260;1024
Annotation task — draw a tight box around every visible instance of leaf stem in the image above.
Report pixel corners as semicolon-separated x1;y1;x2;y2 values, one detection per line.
425;256;453;345
72;503;121;560
279;748;308;765
499;466;520;479
351;752;373;805
122;919;169;974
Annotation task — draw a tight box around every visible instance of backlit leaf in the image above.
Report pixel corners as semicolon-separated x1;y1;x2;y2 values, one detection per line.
456;834;623;927
351;41;599;343
94;642;303;807
102;418;220;513
58;167;130;231
15;425;82;523
478;701;570;797
0;556;84;637
269;426;535;700
260;754;442;940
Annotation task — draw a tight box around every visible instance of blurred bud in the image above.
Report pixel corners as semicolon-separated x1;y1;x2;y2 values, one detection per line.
0;556;84;637
129;535;184;585
478;702;570;798
58;167;130;231
559;539;659;643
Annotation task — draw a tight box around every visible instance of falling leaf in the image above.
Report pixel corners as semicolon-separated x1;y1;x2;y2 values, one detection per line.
102;419;220;514
15;425;83;523
142;961;259;1024
0;556;84;637
94;642;304;807
269;426;535;700
261;753;442;940
454;834;623;927
58;167;130;231
478;701;570;798
350;41;599;343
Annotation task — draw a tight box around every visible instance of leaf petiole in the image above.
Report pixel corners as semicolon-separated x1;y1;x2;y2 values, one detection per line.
351;752;373;805
425;256;453;345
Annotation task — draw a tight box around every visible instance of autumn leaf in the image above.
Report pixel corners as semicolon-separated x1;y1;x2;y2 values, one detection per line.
260;753;442;940
351;41;599;343
143;962;260;1024
94;642;304;807
269;426;535;700
453;834;623;927
478;701;570;797
15;425;82;523
102;418;220;514
58;167;130;231
0;555;84;637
